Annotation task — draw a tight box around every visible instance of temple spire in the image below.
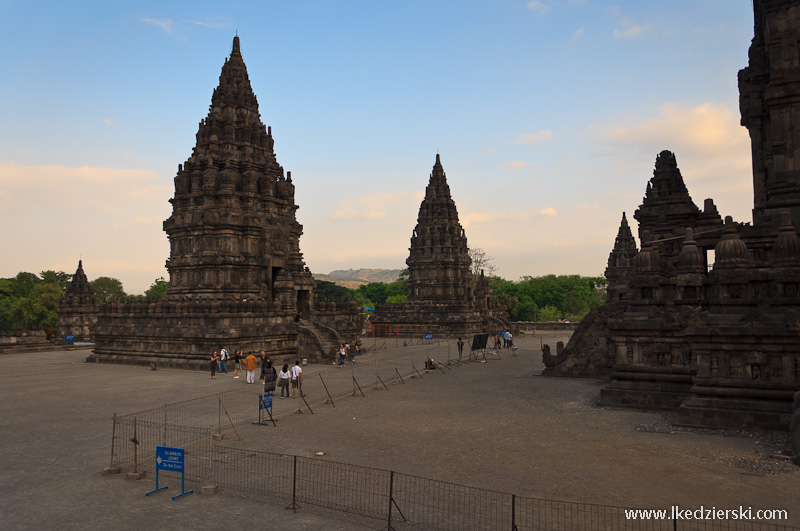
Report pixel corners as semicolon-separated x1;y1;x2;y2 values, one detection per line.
406;154;471;303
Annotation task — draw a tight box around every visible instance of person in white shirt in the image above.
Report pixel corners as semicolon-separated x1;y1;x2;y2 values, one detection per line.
219;347;228;374
277;364;291;398
291;361;304;398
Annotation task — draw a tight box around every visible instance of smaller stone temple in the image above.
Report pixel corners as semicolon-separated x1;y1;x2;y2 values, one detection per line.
86;37;360;368
56;260;99;342
371;154;508;336
543;1;800;434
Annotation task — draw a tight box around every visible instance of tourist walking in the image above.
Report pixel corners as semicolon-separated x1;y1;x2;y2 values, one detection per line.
219;347;228;374
291;360;304;398
210;350;219;379
244;351;257;384
259;351;268;383
457;337;464;359
263;360;277;393
277;364;291;398
506;331;513;350
233;349;242;378
337;344;347;368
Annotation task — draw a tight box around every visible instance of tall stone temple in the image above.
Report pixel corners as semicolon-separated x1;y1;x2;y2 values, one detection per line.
57;260;99;342
543;0;800;435
371;154;508;336
87;37;360;368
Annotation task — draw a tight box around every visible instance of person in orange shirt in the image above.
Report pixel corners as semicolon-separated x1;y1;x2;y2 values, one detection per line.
244;351;257;384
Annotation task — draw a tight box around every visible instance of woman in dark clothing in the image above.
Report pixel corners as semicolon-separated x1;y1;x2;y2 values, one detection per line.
210;350;219;379
263;360;277;393
259;352;268;383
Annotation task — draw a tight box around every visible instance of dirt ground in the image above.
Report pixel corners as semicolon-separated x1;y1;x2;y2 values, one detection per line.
1;332;797;529
229;332;800;526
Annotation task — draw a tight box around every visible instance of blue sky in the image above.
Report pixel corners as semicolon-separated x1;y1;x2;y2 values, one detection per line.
0;1;755;293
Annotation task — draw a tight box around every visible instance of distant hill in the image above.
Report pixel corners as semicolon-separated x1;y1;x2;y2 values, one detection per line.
315;268;403;288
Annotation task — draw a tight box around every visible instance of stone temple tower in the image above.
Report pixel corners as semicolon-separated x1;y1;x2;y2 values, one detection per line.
372;155;509;336
57;260;98;342
163;36;314;314
406;154;473;303
88;37;360;368
740;0;800;227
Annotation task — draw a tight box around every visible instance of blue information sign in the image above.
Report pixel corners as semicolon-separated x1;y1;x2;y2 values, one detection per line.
156;446;184;473
147;446;193;499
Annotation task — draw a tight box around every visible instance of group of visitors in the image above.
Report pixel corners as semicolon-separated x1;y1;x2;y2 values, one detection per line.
271;361;305;399
209;348;264;383
494;330;514;349
209;346;306;399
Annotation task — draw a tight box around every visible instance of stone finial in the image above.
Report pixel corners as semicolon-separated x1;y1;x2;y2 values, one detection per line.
677;227;705;274
713;216;748;269
772;211;800;267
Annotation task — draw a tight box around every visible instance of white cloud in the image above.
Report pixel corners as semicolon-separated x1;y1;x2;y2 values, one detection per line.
574;28;585;39
613;19;645;39
103;119;117;127
330;190;423;221
461;211;532;229
587;101;752;222
513;130;553;145
184;20;229;29
0;162;172;293
498;161;525;169
527;1;552;14
140;18;176;34
539;207;558;216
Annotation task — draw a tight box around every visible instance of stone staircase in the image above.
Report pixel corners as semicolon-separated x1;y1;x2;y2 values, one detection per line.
296;322;342;363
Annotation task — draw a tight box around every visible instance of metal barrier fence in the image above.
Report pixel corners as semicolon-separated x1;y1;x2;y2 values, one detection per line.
107;342;798;531
111;439;798;531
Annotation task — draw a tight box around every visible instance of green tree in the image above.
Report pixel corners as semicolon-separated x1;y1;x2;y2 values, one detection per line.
314;279;353;300
13;272;40;298
562;291;589;320
144;277;170;300
41;270;72;291
385;294;407;304
8;283;62;335
89;277;126;304
537;305;562;322
357;282;389;304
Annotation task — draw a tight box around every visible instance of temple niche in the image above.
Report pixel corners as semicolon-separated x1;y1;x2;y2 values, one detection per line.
56;260;98;342
370;154;509;336
544;0;800;434
86;37;360;368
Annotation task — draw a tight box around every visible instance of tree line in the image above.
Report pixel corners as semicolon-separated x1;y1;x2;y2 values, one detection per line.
315;272;606;322
0;272;168;337
2;265;606;338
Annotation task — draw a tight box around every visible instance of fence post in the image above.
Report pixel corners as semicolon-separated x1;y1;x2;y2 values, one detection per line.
163;403;167;445
217;393;221;434
109;413;117;469
133;417;138;473
286;455;300;512
511;494;516;531
386;470;395;530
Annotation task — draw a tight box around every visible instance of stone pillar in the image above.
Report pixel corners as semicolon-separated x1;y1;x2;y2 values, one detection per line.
792;391;800;466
